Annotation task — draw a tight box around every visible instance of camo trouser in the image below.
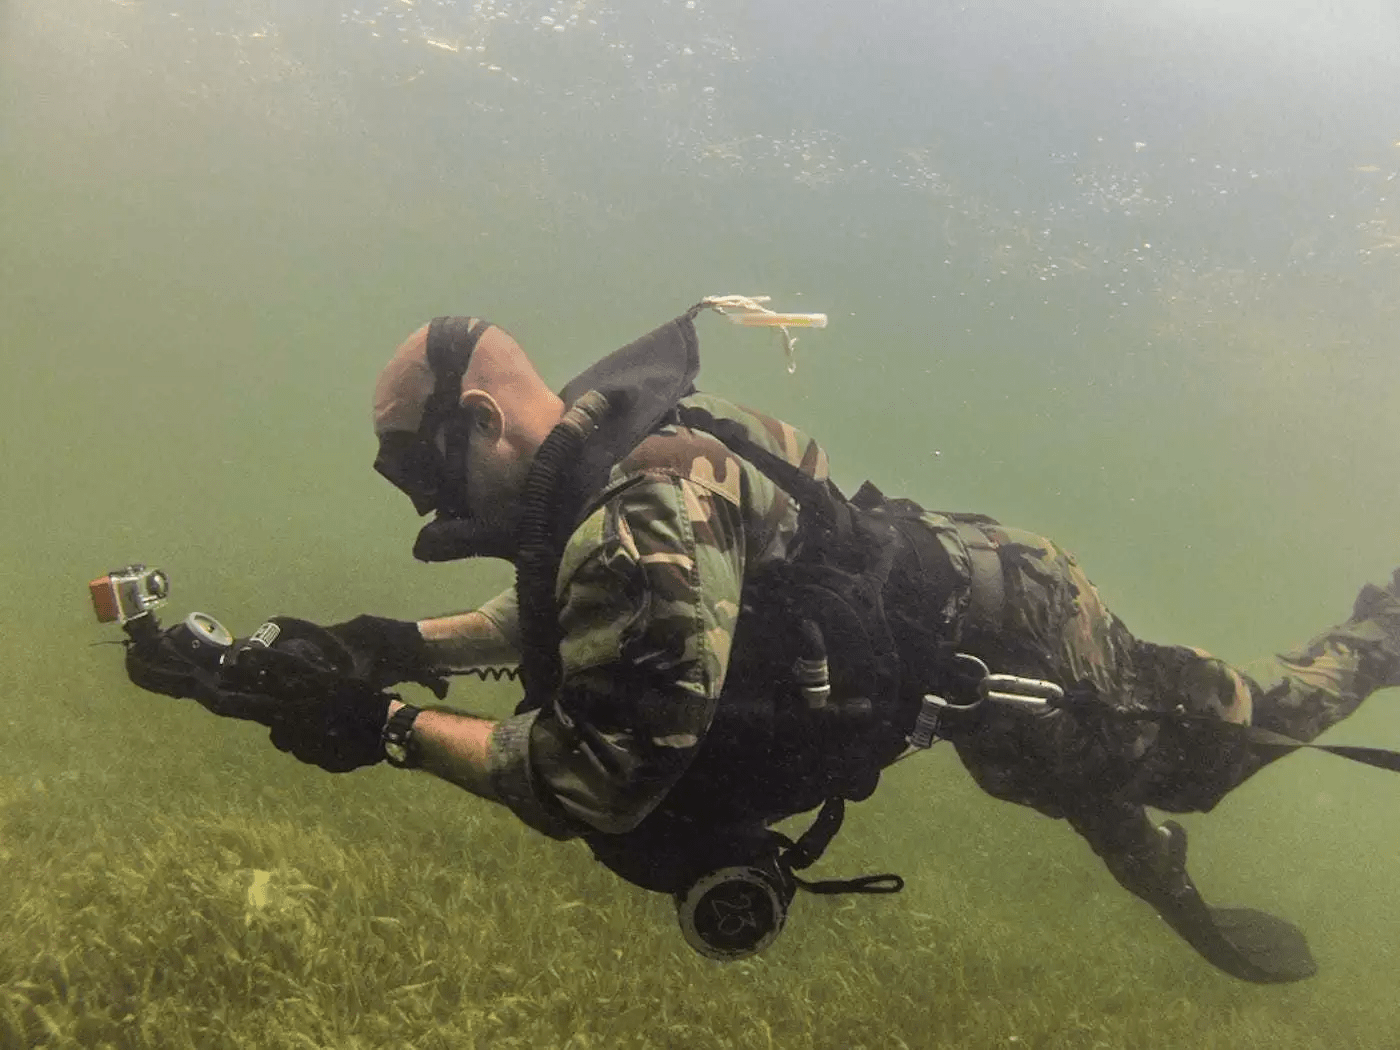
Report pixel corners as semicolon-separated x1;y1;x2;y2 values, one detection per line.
945;524;1400;819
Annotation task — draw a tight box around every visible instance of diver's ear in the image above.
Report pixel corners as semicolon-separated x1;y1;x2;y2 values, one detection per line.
460;389;505;442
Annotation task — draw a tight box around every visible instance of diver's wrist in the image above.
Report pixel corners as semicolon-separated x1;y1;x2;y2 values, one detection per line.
381;702;423;769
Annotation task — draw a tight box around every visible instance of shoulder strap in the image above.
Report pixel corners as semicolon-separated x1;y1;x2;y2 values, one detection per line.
674;404;845;537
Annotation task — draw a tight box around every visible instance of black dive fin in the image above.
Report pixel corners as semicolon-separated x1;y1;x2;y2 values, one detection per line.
1206;908;1316;980
1150;822;1317;984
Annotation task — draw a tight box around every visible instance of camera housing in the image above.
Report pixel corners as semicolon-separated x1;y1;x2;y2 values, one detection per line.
89;564;170;624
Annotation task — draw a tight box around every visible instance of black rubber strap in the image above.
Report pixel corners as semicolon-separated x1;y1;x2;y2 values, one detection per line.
382;703;423;769
421;316;493;433
425;316;490;385
773;797;908;897
781;797;846;870
795;873;905;895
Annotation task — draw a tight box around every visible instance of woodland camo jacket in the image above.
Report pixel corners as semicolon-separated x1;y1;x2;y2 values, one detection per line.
486;392;830;838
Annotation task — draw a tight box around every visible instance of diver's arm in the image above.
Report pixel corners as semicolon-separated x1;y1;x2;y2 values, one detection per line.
496;475;745;838
418;610;518;670
416;588;521;672
385;696;502;802
391;476;745;838
401;589;519;802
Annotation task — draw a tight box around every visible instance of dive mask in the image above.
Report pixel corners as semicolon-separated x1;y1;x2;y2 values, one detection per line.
373;316;492;517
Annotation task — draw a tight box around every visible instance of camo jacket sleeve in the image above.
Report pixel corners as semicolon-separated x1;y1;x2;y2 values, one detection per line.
487;396;828;839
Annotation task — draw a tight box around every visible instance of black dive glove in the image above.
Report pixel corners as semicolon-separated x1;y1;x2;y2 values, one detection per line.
122;613;434;774
219;617;394;774
322;615;448;699
266;676;392;773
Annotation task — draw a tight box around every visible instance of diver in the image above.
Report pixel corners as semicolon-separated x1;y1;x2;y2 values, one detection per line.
115;301;1400;981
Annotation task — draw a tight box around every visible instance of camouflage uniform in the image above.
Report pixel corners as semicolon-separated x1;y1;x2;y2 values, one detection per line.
488;393;828;838
947;527;1400;826
486;394;1400;841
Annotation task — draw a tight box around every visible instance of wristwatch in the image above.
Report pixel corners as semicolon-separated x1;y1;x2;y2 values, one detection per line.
382;703;423;769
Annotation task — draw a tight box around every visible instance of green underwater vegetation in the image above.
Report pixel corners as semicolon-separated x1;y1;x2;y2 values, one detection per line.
5;2;1400;1047
2;673;1396;1050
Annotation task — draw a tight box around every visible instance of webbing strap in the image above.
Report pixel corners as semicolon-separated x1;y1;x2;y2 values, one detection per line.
675;405;840;532
951;520;1005;642
774;798;906;896
1057;684;1400;776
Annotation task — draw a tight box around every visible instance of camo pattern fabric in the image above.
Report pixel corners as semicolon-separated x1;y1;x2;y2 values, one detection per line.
1240;567;1400;758
948;526;1400;817
508;392;829;836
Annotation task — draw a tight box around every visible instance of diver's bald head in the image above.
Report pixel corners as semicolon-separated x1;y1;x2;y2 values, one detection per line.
373;314;566;481
372;319;553;436
373;324;435;436
460;323;551;425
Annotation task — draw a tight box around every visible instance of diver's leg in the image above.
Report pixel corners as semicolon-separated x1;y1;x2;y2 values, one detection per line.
945;525;1146;816
1067;797;1318;983
1237;568;1400;757
1113;641;1256;811
940;523;1271;812
950;527;1324;981
1120;569;1400;809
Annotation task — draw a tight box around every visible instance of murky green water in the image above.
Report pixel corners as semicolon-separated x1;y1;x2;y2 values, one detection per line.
3;1;1398;1046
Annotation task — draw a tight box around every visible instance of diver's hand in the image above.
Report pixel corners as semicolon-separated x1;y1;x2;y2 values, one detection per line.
123;620;221;703
324;615;448;698
216;617;394;771
267;678;392;773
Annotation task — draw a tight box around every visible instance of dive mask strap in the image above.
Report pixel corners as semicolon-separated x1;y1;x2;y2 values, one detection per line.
424;316;494;518
420;315;492;436
375;316;494;516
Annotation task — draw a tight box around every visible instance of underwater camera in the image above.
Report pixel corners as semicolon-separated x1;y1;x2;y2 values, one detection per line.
89;564;315;727
89;564;170;625
89;564;234;672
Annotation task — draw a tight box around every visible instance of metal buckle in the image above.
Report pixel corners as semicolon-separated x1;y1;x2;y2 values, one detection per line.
907;653;1065;751
981;672;1064;709
907;694;950;750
